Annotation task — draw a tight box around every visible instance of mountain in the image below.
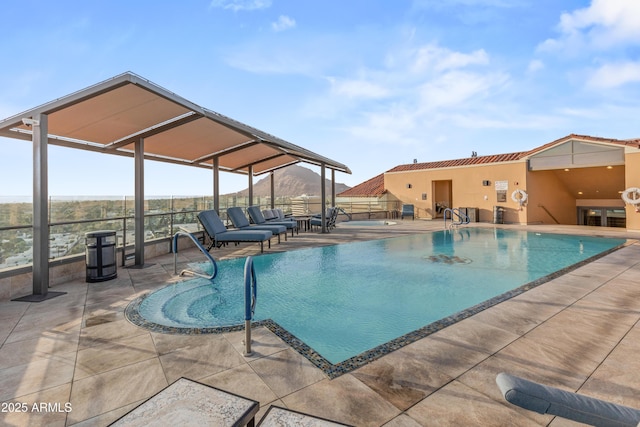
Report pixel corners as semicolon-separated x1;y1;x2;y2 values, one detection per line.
227;165;350;197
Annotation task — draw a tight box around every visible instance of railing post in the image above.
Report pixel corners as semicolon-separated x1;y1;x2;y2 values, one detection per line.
170;196;175;238
121;215;127;267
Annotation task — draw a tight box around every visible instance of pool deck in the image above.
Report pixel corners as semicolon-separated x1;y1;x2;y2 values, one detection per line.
1;220;639;426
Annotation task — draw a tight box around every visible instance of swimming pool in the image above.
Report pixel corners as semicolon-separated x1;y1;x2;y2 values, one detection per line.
129;228;625;374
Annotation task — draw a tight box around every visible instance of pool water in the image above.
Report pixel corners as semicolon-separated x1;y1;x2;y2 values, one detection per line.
138;228;624;364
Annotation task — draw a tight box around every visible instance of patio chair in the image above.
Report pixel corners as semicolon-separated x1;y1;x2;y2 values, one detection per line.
262;208;296;226
262;209;278;221
310;207;338;231
273;208;295;221
247;206;298;236
401;204;415;220
496;372;640;427
226;207;288;243
197;209;273;253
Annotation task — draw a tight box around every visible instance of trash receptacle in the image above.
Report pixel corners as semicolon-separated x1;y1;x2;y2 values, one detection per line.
85;230;117;282
493;206;505;224
465;207;479;222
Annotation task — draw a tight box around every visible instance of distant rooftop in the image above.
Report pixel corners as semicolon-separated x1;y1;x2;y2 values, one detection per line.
338;174;385;197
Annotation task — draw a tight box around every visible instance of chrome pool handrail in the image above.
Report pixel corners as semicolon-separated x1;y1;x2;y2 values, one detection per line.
244;256;257;356
172;230;218;280
444;208;470;229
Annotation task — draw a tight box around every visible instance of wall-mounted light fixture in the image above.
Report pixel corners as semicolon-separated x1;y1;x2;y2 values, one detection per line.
482;180;490;186
22;118;40;127
421;193;427;200
406;184;412;189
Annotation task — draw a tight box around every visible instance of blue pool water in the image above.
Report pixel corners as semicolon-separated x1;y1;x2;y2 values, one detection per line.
138;228;624;364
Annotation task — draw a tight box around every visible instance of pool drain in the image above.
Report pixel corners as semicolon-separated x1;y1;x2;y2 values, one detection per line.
424;254;472;264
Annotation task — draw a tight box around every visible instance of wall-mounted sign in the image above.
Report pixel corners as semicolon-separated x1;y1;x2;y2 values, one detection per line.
494;180;509;191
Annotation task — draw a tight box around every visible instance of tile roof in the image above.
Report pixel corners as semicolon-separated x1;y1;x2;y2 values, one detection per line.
338;173;385;197
387;151;526;173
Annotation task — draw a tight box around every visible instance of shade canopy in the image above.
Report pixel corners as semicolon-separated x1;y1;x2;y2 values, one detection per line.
0;72;351;176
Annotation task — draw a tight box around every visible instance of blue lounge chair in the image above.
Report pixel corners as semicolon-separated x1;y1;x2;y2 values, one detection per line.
197;210;272;253
496;372;640;427
401;204;415;220
247;206;298;236
271;208;296;222
226;207;287;243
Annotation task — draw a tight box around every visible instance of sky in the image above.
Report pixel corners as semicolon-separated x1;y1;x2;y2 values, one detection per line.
1;0;639;198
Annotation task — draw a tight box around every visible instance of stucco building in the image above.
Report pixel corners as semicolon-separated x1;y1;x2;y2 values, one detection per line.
339;134;640;231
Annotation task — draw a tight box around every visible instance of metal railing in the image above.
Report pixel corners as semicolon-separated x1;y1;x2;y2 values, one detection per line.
172;230;218;280
243;256;257;356
0;197;402;271
444;208;470;229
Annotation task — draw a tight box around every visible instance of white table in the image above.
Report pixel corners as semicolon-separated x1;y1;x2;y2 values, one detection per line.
110;377;259;427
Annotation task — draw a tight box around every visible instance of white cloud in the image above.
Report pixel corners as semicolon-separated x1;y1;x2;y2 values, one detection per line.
272;15;296;32
346;106;423;147
209;0;271;12
411;0;523;9
409;44;489;74
328;44;511;147
538;0;640;53
527;59;544;73
587;61;640;89
327;77;390;99
417;70;508;111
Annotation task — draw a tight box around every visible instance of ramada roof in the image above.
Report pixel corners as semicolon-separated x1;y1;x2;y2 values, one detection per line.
338;133;640;197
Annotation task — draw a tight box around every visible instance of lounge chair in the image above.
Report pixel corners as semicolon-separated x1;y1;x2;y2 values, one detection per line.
496;372;640;427
197;210;273;253
401;204;415;220
226;207;288;243
272;208;295;221
247;206;298;236
262;209;278;221
310;207;338;231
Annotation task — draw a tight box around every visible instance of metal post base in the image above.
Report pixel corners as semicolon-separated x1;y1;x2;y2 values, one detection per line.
12;291;67;302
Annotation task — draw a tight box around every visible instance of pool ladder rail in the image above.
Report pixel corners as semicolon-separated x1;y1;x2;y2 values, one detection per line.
244;256;257;356
444;208;470;229
172;230;218;280
172;230;257;356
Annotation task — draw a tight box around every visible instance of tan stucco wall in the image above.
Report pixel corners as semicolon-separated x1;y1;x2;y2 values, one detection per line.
525;170;576;224
624;151;640;231
384;162;528;223
382;142;640;229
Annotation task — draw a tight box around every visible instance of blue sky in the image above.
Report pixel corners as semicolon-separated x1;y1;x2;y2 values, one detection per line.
1;0;639;197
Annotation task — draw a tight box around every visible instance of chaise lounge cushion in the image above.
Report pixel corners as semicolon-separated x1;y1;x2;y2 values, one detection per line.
247;206;298;236
197;210;272;252
496;372;640;427
227;207;287;242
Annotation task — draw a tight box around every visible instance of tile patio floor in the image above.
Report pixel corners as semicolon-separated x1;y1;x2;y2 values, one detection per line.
1;221;639;426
